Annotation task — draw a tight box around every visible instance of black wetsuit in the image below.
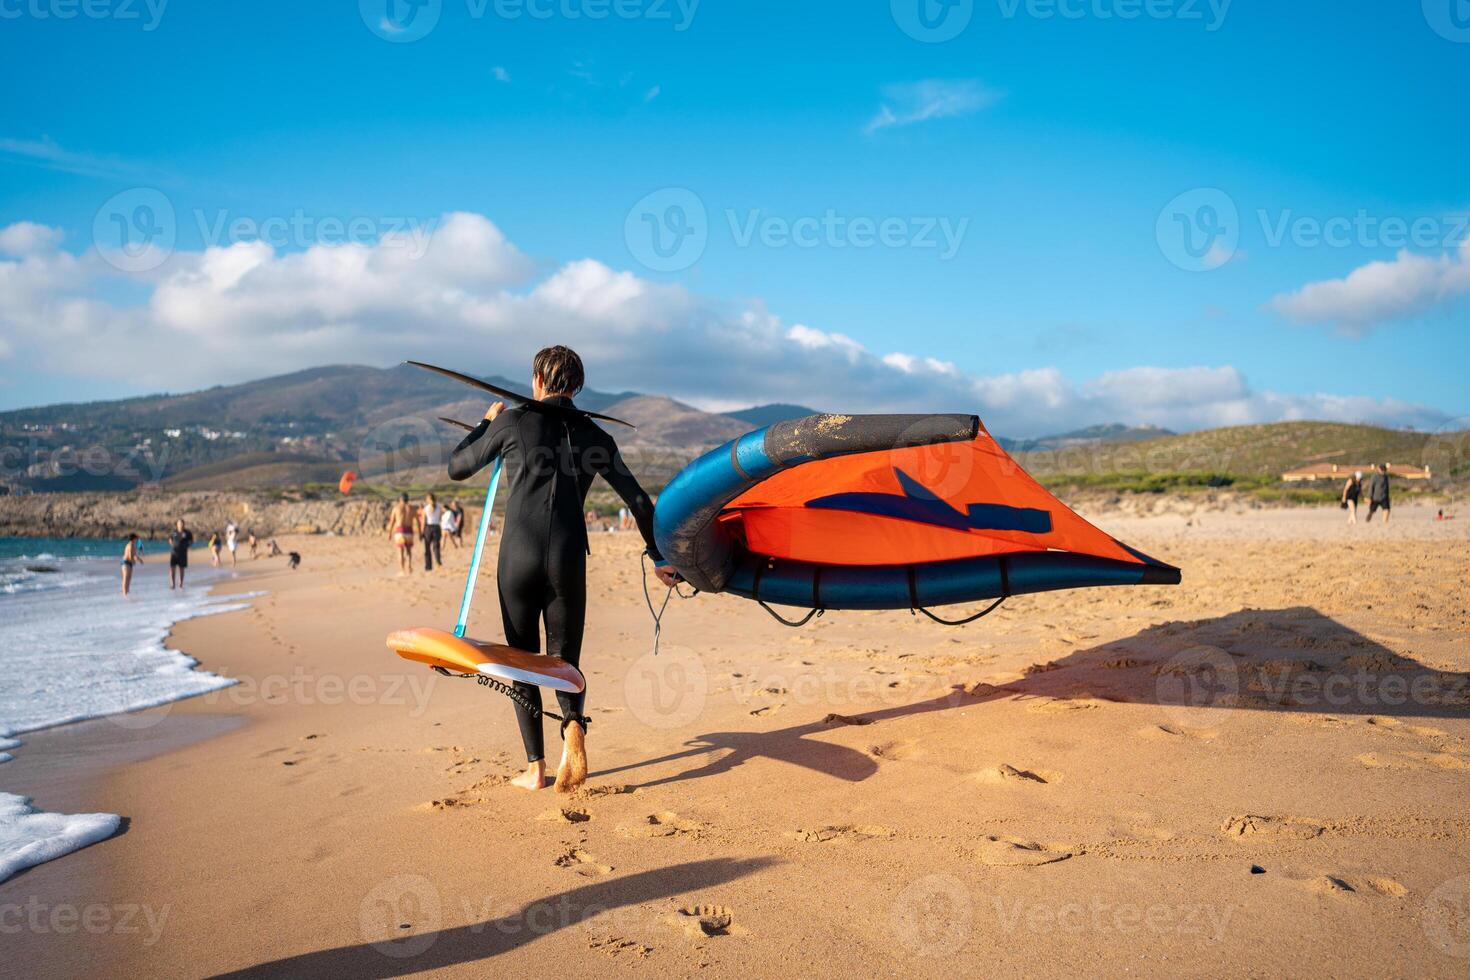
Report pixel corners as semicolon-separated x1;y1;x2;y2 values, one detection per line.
448;396;662;763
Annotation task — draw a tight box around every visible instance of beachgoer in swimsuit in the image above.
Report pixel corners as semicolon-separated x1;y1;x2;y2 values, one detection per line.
168;518;194;589
387;493;417;575
120;533;143;596
1342;471;1362;525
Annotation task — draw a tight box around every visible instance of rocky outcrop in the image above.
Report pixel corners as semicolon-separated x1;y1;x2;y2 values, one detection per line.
0;491;395;540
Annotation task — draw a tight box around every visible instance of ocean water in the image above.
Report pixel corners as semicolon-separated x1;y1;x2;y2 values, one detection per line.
0;538;252;882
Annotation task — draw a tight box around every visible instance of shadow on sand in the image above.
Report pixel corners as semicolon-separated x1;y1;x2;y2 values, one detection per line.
595;605;1470;790
215;857;774;979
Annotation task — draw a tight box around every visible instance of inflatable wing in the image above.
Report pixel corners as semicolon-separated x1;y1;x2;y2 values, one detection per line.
654;414;1180;614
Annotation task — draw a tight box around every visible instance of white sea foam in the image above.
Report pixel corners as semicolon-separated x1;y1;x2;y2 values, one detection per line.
0;553;252;881
0;793;123;882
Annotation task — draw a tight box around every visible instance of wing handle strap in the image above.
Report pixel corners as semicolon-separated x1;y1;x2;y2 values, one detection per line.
753;558;824;628
907;559;1009;627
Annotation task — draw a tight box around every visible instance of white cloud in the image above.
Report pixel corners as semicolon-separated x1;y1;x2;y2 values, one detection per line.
865;79;1002;135
1269;239;1470;334
0;221;63;257
492;66;511;83
0;216;1450;437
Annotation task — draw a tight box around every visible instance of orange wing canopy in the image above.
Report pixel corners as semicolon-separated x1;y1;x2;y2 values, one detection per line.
654;413;1178;613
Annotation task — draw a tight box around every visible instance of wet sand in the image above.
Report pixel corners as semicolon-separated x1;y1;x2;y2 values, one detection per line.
5;503;1470;977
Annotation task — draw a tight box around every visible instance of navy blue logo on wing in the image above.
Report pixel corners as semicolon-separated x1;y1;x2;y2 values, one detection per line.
806;469;1052;534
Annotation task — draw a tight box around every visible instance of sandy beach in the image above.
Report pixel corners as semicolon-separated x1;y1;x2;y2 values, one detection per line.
4;503;1469;977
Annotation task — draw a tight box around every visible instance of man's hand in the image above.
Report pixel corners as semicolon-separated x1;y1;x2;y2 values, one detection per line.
654;566;680;588
484;401;506;422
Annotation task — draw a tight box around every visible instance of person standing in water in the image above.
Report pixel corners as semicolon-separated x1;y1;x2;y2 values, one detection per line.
1366;463;1392;524
1341;470;1362;524
448;346;677;793
120;533;144;596
387;493;417;575
225;521;239;568
209;531;223;566
168;518;194;589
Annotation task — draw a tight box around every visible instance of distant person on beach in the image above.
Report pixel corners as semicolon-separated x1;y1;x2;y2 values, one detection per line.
168;518;194;589
420;492;444;571
1365;464;1392;524
449;499;466;546
208;531;223;566
120;533;143;596
387;493;417;575
225;522;239;568
441;500;461;550
248;532;259;559
1341;470;1362;524
267;538;283;558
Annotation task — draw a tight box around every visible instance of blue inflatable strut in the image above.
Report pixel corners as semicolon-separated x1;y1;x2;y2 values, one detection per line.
454;458;503;638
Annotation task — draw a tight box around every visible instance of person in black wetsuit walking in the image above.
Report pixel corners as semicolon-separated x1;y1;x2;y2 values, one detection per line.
448;346;677;793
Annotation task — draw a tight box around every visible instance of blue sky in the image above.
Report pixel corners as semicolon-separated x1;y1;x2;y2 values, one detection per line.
1;0;1466;436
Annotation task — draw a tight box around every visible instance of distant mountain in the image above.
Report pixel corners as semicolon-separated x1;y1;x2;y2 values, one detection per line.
723;403;821;427
1002;423;1175;453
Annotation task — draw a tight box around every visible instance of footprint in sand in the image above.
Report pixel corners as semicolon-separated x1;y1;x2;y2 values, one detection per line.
1137;724;1219;741
618;811;703;839
587;935;652;958
822;713;873;726
749;704;783;717
1220;815;1325;840
425;774;510;809
536;807;592;824
555;847;613;877
578;784;636;799
667;904;747;938
1304;874;1408;898
1355;751;1470;771
974;836;1072;867
974;763;1058;785
868;740;920;761
786;824;895;843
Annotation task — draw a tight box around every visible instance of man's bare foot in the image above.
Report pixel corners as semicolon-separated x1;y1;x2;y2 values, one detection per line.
510;760;547;791
555;722;588;794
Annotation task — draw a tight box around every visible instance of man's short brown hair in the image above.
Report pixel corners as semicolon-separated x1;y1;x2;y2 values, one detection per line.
533;346;585;396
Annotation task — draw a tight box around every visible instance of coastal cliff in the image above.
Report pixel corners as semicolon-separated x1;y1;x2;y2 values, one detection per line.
0;491;395;540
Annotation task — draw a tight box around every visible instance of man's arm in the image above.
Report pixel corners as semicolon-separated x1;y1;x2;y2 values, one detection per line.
448;409;512;482
592;433;674;582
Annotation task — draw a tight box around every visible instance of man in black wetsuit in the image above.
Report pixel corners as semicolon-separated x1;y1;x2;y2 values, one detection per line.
448;346;677;793
168;518;194;590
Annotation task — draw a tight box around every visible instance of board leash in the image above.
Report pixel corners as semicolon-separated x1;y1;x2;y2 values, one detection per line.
454;458;503;639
